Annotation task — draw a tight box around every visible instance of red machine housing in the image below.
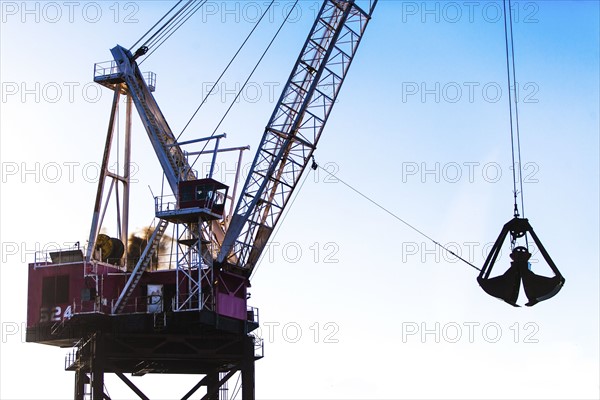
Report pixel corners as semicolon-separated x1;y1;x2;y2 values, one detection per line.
27;255;253;346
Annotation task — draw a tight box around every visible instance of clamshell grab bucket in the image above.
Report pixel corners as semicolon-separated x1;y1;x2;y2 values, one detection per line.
478;263;521;306
478;218;564;307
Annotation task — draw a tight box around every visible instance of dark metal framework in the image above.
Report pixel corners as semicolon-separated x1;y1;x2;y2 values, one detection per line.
477;217;565;307
58;312;262;400
69;334;258;400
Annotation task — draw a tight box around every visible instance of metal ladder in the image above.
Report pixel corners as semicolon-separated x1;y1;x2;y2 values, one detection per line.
112;219;168;314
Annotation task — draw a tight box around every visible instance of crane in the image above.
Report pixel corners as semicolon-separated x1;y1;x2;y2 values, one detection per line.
25;1;565;397
25;1;378;399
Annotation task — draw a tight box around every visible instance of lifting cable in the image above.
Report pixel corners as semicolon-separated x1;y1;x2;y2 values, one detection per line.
188;0;300;173
476;0;564;307
128;0;207;65
142;1;196;49
211;0;299;137
140;1;207;64
504;0;526;222
177;0;278;141
314;163;481;272
250;157;481;282
129;0;184;51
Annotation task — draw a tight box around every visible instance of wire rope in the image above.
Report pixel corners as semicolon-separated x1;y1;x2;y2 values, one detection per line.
176;0;277;141
188;0;300;172
140;1;207;64
129;0;184;51
503;0;526;219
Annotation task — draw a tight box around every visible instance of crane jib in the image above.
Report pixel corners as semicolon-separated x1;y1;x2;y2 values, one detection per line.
217;0;378;274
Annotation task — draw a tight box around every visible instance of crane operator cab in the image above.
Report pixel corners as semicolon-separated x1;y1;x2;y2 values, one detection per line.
178;178;228;219
155;178;229;223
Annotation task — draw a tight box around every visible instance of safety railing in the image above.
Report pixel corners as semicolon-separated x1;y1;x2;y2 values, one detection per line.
142;71;156;92
48;295;162;319
247;306;259;324
33;244;85;267
110;295;164;315
94;61;156;91
253;335;264;358
155;194;178;214
94;60;120;79
64;298;110;316
64;348;79;370
155;190;225;215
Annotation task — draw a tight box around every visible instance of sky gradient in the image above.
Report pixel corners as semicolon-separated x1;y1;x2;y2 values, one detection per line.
1;1;599;398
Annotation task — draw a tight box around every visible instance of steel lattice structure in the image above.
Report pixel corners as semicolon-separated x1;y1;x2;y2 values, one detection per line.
219;0;377;274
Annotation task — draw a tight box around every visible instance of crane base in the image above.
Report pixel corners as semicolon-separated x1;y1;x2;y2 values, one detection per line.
69;330;259;399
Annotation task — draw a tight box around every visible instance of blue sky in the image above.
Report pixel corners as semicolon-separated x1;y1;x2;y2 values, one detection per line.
1;1;599;399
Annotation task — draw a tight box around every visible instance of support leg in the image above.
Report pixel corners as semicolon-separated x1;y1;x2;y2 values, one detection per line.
241;337;255;400
74;370;85;400
206;371;219;400
91;334;105;400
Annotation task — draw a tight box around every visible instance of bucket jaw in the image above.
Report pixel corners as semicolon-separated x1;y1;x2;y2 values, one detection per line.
478;218;564;307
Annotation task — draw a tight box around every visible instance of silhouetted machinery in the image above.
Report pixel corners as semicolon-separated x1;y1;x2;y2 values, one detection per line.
475;0;564;307
478;217;564;307
26;1;378;399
